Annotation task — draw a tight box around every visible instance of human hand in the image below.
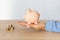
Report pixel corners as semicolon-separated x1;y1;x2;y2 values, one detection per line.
17;21;45;30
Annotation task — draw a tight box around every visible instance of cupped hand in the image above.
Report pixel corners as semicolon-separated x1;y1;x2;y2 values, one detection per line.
17;21;45;30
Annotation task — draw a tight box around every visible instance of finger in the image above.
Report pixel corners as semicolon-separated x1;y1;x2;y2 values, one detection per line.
17;21;35;27
17;21;28;26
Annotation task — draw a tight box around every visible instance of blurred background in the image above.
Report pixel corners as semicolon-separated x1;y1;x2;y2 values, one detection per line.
0;0;60;20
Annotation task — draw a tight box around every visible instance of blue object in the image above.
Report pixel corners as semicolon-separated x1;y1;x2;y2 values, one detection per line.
45;20;60;32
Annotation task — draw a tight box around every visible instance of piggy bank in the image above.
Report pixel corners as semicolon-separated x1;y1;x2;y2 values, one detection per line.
24;9;40;28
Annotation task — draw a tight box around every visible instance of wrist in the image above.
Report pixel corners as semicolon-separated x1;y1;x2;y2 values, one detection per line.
31;22;46;31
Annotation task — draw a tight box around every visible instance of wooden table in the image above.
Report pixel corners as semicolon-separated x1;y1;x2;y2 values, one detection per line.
0;20;60;40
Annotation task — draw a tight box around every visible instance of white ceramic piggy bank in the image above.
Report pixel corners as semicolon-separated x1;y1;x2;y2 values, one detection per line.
24;9;40;28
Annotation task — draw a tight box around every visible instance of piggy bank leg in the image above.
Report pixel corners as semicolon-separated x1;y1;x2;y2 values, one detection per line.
27;22;31;28
35;22;38;24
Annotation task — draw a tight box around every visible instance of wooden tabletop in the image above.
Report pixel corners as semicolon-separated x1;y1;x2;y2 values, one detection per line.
0;20;60;40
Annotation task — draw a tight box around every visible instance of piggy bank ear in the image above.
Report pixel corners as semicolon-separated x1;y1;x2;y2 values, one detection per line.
27;9;32;13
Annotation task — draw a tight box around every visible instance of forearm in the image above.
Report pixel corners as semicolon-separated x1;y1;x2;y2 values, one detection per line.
18;21;60;32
